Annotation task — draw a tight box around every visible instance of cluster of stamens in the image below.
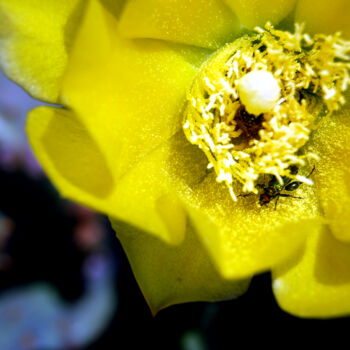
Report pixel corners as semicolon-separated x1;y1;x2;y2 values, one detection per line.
183;23;350;201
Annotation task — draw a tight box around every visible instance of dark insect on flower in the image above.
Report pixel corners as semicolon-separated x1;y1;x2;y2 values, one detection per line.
258;165;315;209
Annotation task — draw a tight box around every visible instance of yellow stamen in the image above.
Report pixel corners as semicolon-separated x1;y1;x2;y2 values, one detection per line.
183;23;350;201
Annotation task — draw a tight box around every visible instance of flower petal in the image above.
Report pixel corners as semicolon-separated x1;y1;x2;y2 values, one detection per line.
27;108;194;245
27;106;115;203
27;0;202;245
0;0;127;103
116;128;321;279
272;223;350;318
223;0;297;29
183;174;321;279
118;0;241;50
112;219;250;315
295;0;350;38
62;0;199;182
104;132;200;245
100;0;126;17
308;102;350;241
0;0;84;102
139;110;316;279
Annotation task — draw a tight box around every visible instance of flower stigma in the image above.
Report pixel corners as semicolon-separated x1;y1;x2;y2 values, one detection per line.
183;23;350;202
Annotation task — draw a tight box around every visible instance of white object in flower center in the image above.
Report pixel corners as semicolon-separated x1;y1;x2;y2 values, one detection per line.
237;70;281;115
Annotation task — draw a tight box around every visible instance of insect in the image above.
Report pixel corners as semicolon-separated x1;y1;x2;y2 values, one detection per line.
258;165;315;209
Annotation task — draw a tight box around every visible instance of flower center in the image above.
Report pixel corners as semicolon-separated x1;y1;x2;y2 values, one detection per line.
183;23;350;201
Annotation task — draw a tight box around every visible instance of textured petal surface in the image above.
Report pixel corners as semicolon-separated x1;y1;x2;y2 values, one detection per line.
103;131;204;246
295;0;350;38
307;102;350;241
223;0;297;29
27;0;200;245
27;108;194;245
27;106;115;204
116;124;321;279
0;0;84;102
272;223;350;318
111;128;320;279
62;0;198;181
112;219;250;314
118;0;240;50
182;172;320;279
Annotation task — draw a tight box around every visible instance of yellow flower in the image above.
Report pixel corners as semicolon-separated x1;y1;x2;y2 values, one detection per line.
1;0;350;317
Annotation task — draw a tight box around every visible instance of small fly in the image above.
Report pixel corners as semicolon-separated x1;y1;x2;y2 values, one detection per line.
258;165;315;209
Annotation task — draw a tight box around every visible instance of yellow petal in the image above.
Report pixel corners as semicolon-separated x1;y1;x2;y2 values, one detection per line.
100;0;126;17
0;0;84;102
27;107;192;245
106;132;199;245
27;105;117;201
112;219;250;315
223;0;297;29
118;0;241;50
182;172;321;279
272;223;350;318
62;0;198;182
115;127;321;279
308;101;350;241
295;0;350;38
0;0;127;102
27;0;202;245
106;132;250;311
29;90;250;308
28;103;321;276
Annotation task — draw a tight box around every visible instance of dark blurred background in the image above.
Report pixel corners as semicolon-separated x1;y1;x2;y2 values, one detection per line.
0;70;348;350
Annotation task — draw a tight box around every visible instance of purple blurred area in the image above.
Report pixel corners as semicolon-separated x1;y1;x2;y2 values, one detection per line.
0;71;118;350
0;70;42;175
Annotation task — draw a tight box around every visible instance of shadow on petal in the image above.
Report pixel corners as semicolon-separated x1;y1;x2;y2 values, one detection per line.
165;131;208;189
272;223;350;317
40;107;114;199
112;219;250;315
100;0;127;18
64;0;128;53
314;225;350;285
64;0;86;52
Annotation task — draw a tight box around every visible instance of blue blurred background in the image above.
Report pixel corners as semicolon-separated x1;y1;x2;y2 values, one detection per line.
0;70;348;350
0;70;118;350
